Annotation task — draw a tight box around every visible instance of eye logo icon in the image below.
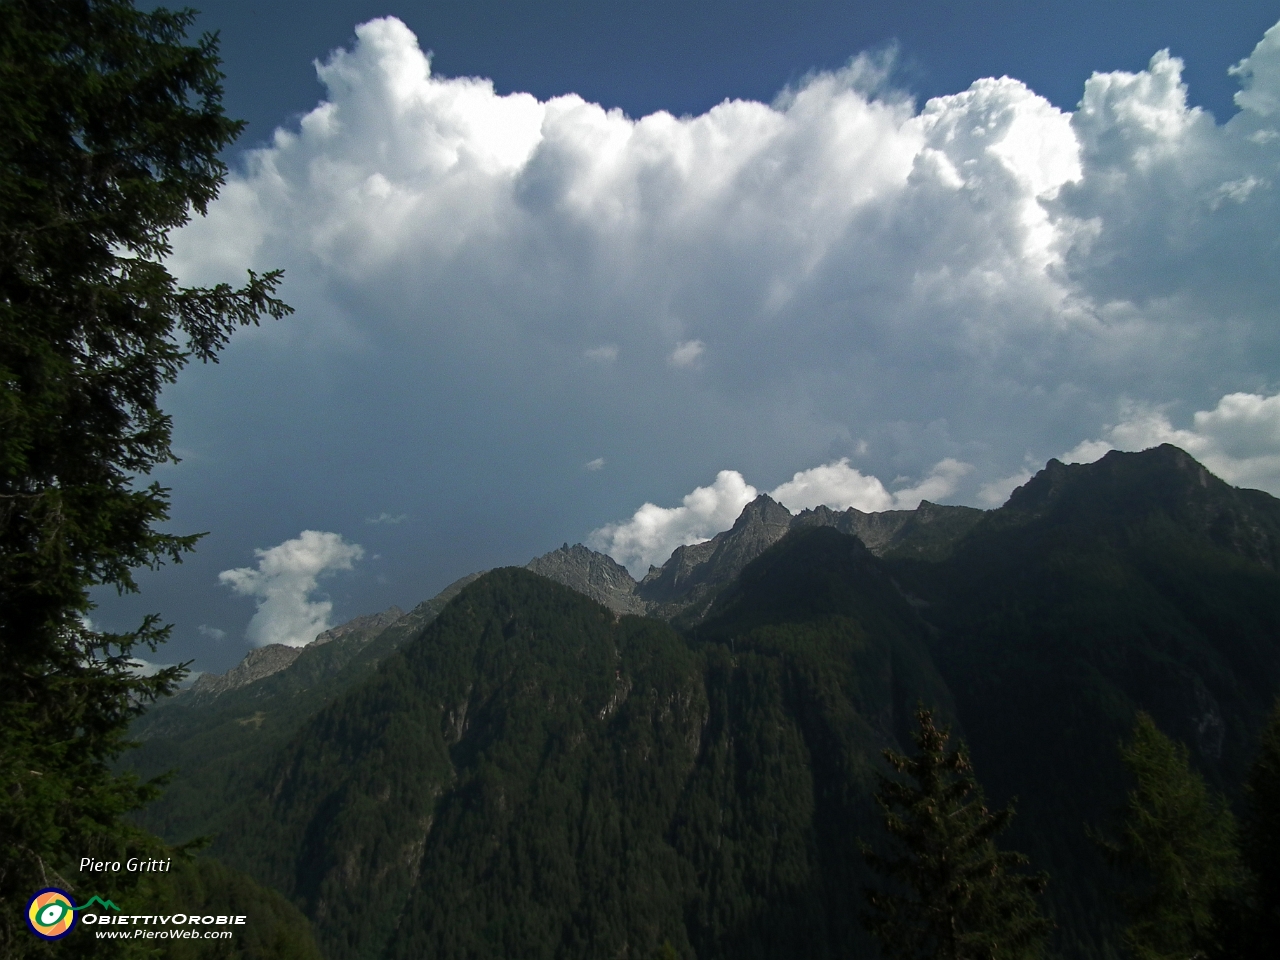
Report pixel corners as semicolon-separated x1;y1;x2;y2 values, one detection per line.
26;888;77;940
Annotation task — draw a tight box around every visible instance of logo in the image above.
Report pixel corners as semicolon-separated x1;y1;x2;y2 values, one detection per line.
26;888;77;940
25;890;121;940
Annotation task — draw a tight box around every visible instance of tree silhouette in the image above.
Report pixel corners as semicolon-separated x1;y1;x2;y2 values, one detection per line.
1098;713;1241;960
0;1;288;952
1214;698;1280;959
862;706;1050;960
1242;698;1280;954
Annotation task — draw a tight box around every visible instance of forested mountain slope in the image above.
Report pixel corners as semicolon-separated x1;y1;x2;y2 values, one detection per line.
195;562;955;960
122;494;973;848
886;444;1280;958
125;575;481;842
124;445;1280;960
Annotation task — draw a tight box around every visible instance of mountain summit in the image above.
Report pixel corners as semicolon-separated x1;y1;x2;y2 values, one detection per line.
530;493;983;623
999;444;1280;569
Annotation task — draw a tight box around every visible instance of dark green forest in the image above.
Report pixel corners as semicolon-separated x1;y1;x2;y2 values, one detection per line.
120;445;1280;960
0;1;292;955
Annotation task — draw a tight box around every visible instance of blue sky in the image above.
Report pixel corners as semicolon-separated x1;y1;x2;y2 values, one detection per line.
199;1;1278;143
109;1;1280;673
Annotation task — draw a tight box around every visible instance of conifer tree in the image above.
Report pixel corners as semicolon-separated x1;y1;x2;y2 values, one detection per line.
1221;697;1280;958
0;1;288;953
1099;713;1241;960
861;706;1051;960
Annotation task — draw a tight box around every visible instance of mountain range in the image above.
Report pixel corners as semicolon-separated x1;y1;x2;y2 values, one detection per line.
122;445;1280;960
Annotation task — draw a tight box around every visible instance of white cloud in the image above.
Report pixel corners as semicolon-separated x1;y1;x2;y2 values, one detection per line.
889;458;975;508
771;457;972;512
219;531;365;647
1231;21;1280;118
159;16;1280;611
1062;391;1280;495
592;457;974;575
585;457;606;471
366;512;409;525
978;469;1034;508
168;17;1280;419
589;470;758;573
173;18;1278;371
171;17;1092;378
127;657;178;678
669;340;705;367
770;458;896;512
198;624;227;642
1210;174;1267;208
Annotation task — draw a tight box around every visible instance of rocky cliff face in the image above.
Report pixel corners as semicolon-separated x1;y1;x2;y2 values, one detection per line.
793;500;984;561
525;543;648;615
189;605;409;700
525;495;987;623
636;495;795;619
792;503;913;550
310;606;406;646
189;644;305;699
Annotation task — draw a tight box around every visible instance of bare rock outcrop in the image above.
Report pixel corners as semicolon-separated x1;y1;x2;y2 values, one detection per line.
311;606;406;647
526;544;648;616
189;644;304;699
190;605;409;700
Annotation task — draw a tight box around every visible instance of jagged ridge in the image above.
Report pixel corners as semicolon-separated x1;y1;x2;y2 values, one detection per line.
528;494;983;623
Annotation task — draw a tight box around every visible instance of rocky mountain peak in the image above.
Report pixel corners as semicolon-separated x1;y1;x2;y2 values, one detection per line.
1002;445;1280;569
310;605;407;647
188;644;303;700
188;605;410;701
732;494;794;530
436;479;1000;630
636;495;795;612
1006;446;1234;521
526;543;648;616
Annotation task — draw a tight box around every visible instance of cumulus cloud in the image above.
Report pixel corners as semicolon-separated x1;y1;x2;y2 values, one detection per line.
170;16;1095;382
219;531;365;647
1231;21;1280;118
168;19;1280;453
892;458;975;506
198;624;227;642
978;469;1034;508
770;457;971;512
589;470;758;573
771;458;895;512
180;25;1277;371
1062;391;1280;495
592;457;973;574
159;16;1280;615
585;457;606;471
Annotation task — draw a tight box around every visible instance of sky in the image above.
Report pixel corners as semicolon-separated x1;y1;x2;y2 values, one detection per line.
104;1;1280;675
